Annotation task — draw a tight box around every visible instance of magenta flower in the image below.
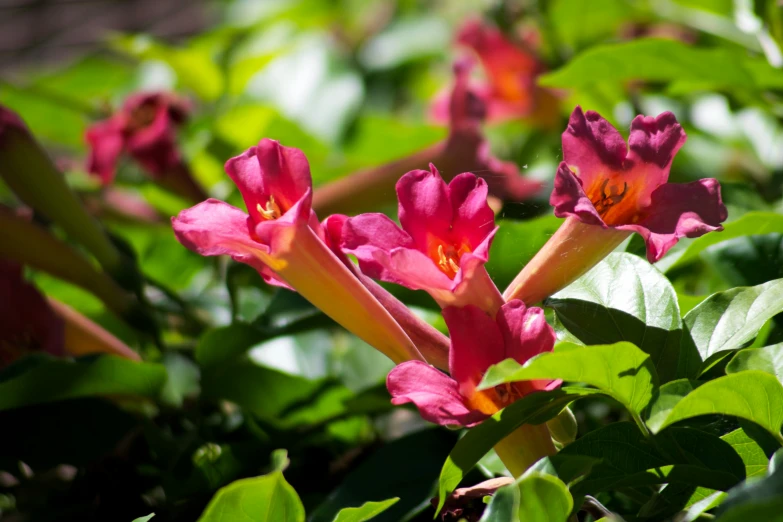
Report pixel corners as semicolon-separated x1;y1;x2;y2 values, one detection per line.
387;300;558;427
0;261;64;367
340;165;504;315
552;106;727;263
86;92;189;185
504;106;728;305
173;139;422;364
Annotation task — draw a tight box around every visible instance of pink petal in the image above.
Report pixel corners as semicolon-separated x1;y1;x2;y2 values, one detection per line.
224;139;313;225
496;301;555;364
550;162;607;227
618;179;727;262
85;118;125;185
387;361;487;427
562;106;627;190
387;247;454;292
443;305;506;398
397;166;453;251
126;106;181;177
172;199;288;288
448;173;496;251
340;212;416;278
627;112;686;172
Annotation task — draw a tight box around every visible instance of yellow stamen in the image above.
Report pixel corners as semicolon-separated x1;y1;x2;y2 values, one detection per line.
256;195;282;220
591;179;628;216
437;244;460;277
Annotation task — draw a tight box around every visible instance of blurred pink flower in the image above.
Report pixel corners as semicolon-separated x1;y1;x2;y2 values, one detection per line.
387;300;558;427
172;139;422;364
341;165;504;315
85;92;189;185
431;19;558;127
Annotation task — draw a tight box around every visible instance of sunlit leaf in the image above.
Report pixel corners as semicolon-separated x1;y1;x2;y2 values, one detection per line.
198;471;305;522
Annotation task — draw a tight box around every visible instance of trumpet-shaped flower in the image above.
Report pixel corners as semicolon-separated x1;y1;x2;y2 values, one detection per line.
504;106;727;305
341;165;504;315
386;300;558;427
86;92;189;185
173;139;422;364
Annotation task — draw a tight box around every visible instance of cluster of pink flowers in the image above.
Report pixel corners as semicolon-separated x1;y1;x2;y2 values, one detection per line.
172;104;727;429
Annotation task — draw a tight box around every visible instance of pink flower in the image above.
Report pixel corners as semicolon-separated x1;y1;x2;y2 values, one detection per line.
552;106;727;263
86;92;189;185
504;106;727;305
173;139;422;364
0;261;64;367
387;300;558;427
340;165;504;315
431;19;558;126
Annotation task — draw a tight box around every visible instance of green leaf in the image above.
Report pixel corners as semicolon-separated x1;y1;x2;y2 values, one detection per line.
539;39;780;91
715;450;783;522
486;216;563;291
0;355;166;411
159;352;200;408
721;428;773;479
727;344;783;384
480;342;658;416
665;212;783;273
478;483;519;522
517;473;573;522
195;324;266;368
548;0;632;50
649;371;783;443
198;471;305;522
680;491;727;522
132;516;155;522
557;422;743;494
436;390;581;514
200;356;355;429
309;429;458;522
703;234;783;287
683;279;783;368
645;379;702;431
546;253;688;382
331;499;400;522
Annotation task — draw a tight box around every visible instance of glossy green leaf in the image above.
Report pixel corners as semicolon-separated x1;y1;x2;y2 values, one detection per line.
558;422;743;494
721;428;773;479
478;483;519;522
436;390;580;514
198;471;305;522
517;473;573;521
703;233;783;287
546;253;688;382
727;344;783;384
310;429;458;522
331;498;399;522
715;450;783;522
665;212;783;273
132;515;155;522
539;39;782;91
649;371;783;443
680;491;727;522
480;342;658;416
0;355;166;411
683;279;783;367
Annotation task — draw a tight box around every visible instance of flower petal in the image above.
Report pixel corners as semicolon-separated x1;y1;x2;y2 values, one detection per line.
618;178;727;262
562;106;627;189
172;199;287;288
341;212;417;278
496;301;555;364
224;139;312;224
387;360;487;427
550;162;606;227
628;112;686;171
448;173;496;251
85;118;125;185
397;166;453;251
443;305;505;398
